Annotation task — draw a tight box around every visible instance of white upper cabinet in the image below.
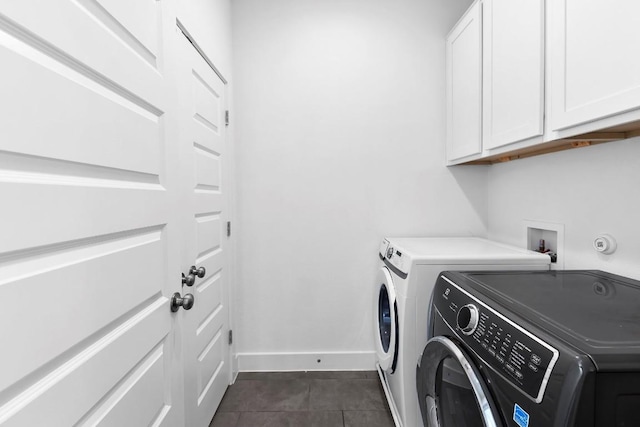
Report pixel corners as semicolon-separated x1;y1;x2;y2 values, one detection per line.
447;0;640;165
549;0;640;131
482;0;544;150
446;2;482;163
446;0;545;165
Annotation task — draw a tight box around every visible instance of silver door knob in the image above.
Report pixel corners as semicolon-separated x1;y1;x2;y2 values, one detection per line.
190;265;206;278
170;292;194;312
182;273;195;287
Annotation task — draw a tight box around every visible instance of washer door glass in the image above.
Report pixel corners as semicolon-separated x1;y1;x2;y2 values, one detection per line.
379;284;392;352
435;357;485;426
374;267;397;372
417;336;502;427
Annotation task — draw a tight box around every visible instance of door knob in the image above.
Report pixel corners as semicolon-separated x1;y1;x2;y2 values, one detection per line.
182;273;195;287
190;265;206;278
170;292;194;312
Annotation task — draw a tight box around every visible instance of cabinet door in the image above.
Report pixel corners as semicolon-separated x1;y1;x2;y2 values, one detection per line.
446;2;482;163
483;0;544;149
550;0;640;130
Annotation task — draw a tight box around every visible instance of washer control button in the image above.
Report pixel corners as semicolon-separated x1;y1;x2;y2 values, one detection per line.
386;246;394;259
457;304;479;336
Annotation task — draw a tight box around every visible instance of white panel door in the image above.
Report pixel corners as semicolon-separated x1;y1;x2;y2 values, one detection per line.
176;31;231;427
482;0;544;149
0;2;184;427
446;1;482;163
549;0;640;130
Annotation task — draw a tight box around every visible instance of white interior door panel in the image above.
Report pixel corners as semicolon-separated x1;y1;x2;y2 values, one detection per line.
0;0;166;108
0;2;183;426
177;30;231;427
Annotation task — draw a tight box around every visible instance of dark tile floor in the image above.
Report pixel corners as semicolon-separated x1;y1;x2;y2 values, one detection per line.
209;371;395;427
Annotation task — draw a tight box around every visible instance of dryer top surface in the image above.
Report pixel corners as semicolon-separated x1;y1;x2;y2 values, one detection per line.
385;237;550;266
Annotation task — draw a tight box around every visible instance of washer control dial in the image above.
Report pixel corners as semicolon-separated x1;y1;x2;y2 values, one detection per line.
457;304;479;335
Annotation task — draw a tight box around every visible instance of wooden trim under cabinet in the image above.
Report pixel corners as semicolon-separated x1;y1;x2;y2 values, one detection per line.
461;123;640;165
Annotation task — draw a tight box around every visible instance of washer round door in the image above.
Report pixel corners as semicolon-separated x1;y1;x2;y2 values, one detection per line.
375;266;398;372
416;336;503;427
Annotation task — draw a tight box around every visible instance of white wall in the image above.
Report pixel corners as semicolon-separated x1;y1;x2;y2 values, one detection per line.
487;137;640;280
231;0;484;370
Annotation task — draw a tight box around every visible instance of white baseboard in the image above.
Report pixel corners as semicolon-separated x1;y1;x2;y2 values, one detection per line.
236;351;376;372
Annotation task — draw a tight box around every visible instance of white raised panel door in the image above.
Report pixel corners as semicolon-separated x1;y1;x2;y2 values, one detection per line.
446;1;482;164
0;2;184;427
550;0;640;130
176;31;231;426
482;0;544;149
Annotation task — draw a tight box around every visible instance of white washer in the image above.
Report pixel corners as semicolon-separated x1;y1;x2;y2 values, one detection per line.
374;237;551;427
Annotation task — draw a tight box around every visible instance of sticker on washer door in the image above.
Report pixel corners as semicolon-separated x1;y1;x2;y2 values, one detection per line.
513;404;530;427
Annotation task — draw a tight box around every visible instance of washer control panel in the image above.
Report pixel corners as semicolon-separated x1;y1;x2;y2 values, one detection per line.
380;241;408;275
434;275;558;402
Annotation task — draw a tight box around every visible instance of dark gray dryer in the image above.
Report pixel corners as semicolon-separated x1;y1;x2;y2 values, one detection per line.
417;270;640;427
